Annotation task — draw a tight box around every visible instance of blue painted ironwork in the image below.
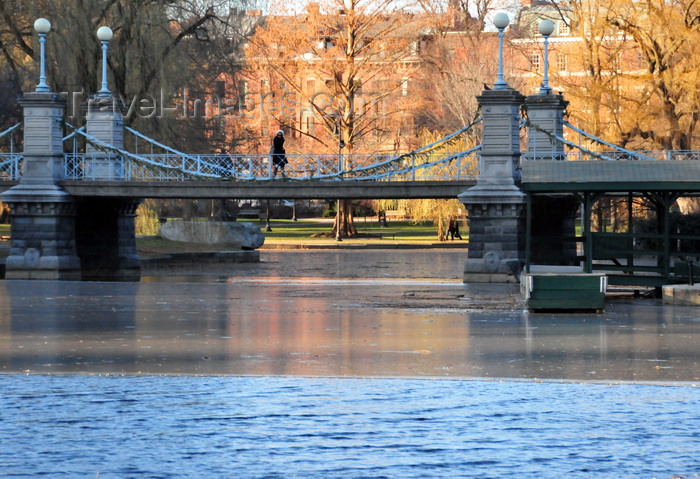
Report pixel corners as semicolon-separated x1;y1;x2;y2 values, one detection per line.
0;122;23;180
4;116;700;184
521;117;671;162
59;118;483;182
0;122;22;139
62;150;482;182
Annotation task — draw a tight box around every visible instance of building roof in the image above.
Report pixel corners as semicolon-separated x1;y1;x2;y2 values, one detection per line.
522;160;700;193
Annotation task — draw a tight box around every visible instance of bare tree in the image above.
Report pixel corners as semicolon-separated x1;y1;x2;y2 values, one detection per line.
0;1;257;150
248;0;427;237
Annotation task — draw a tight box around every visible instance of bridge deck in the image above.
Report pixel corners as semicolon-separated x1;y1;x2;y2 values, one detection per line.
45;179;476;200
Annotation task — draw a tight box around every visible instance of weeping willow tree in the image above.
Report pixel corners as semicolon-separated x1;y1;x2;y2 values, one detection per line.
377;128;475;240
135;199;162;236
378;197;465;241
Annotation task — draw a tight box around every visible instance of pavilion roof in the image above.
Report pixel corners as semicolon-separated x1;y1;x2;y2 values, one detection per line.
522;160;700;193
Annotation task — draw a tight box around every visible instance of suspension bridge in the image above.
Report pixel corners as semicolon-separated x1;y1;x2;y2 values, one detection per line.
0;119;481;199
1;114;698;200
3;17;700;285
2;89;699;287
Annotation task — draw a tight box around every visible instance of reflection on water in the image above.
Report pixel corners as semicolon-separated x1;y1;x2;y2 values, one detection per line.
1;257;700;381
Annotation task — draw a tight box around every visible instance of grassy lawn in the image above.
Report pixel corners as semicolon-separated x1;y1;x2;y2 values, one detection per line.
259;218;443;244
135;218;455;254
2;219;464;258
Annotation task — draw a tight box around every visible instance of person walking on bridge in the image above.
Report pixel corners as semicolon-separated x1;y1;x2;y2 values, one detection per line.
271;130;288;177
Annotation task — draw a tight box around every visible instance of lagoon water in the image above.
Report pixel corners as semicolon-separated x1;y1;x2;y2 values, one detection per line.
1;250;700;478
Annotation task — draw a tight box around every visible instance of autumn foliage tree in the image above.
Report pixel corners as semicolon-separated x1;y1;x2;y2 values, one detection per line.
537;0;700;151
606;0;700;151
544;0;700;212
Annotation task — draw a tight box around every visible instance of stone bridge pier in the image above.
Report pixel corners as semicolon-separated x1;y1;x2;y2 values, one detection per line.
459;88;526;283
77;97;141;281
1;91;140;280
525;93;578;267
2;92;81;280
459;87;574;282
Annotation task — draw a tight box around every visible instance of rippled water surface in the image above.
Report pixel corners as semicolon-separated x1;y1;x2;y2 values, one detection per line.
2;250;700;478
1;375;699;478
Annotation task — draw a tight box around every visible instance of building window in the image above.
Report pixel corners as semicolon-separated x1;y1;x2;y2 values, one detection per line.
304;115;314;133
401;78;409;96
558;20;570;36
216;80;226;98
529;53;541;73
556;53;568;72
306;78;315;94
238;80;249;97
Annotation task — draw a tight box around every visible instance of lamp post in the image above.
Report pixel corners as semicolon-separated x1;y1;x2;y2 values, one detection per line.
96;26;113;96
538;20;555;95
34;18;51;92
333;113;345;242
493;12;510;90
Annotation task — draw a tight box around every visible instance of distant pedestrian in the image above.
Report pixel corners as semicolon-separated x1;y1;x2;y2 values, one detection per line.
271;130;288;177
448;219;462;240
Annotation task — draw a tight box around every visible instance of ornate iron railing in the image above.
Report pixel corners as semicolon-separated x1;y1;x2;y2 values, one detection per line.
58;119;483;182
521;119;700;162
3;118;700;183
62;150;482;182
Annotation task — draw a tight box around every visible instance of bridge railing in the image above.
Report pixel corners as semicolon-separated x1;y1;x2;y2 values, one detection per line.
521;149;700;162
61;151;482;182
55;118;483;182
0;155;23;180
521;119;699;162
0;123;22;180
10;116;700;183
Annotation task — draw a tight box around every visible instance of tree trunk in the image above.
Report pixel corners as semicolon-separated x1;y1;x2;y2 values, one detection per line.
332;199;357;237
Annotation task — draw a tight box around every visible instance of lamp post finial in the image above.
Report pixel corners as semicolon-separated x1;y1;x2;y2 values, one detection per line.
538;19;555;95
97;26;113;96
493;13;510;90
34;18;51;92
